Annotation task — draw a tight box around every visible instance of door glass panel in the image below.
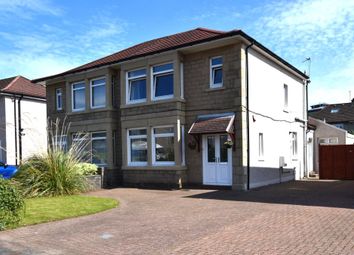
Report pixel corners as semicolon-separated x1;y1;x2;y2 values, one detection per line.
207;136;216;162
220;135;228;163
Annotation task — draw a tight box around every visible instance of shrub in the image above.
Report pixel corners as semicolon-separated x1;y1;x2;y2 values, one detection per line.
0;178;24;230
14;118;91;197
74;163;98;176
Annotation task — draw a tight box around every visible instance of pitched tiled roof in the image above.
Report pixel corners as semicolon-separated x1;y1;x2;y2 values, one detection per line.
189;114;235;135
33;27;308;82
0;76;46;99
309;102;354;123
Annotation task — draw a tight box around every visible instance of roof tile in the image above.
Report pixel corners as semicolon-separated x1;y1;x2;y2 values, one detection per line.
0;76;46;98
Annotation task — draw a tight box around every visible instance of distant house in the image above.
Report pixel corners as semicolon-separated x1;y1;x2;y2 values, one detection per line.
307;117;354;174
309;100;354;133
34;28;309;190
0;76;47;165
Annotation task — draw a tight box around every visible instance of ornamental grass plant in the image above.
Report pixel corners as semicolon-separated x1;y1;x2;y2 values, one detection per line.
14;118;92;197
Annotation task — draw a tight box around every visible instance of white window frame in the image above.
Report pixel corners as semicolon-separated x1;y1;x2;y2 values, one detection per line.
90;77;106;109
91;131;107;166
127;128;148;166
71;81;86;112
284;84;289;111
258;133;264;160
210;56;223;88
126;68;147;104
151;63;174;101
152;125;175;166
290;132;297;159
55;88;62;111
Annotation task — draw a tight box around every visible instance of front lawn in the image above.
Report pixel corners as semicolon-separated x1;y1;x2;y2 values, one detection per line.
20;195;118;227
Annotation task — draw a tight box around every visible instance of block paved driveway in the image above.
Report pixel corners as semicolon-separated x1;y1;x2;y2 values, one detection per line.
0;180;353;255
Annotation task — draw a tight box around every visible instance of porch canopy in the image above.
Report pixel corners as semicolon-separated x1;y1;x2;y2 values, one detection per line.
188;113;235;135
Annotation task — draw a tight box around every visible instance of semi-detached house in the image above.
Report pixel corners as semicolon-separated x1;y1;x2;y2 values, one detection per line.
34;28;309;190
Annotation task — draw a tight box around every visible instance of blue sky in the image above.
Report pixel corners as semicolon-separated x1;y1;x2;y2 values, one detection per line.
1;0;354;106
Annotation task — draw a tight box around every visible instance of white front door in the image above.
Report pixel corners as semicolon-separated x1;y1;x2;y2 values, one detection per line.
203;134;232;186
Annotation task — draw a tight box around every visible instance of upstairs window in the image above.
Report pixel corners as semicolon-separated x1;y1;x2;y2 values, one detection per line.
152;63;174;100
127;69;147;103
72;82;86;112
284;84;289;111
90;77;106;109
210;56;223;88
55;88;62;111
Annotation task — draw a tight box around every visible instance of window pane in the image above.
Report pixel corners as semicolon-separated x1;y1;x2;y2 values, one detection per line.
220;135;228;162
155;137;174;162
73;83;85;89
73;88;85;109
153;63;173;73
92;138;107;165
92;78;105;85
130;79;146;100
131;138;147;162
92;84;106;107
212;57;222;66
154;127;174;134
128;69;146;78
155;73;173;97
129;129;147;136
207;136;215;162
213;68;223;84
92;132;106;138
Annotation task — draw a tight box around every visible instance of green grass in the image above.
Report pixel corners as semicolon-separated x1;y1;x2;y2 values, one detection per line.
20;195;118;227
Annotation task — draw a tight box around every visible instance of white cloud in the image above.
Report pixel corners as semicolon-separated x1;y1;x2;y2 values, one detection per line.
250;0;354;105
0;13;128;79
0;0;62;19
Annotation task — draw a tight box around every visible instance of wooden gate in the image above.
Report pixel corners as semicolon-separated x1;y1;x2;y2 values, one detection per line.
319;145;354;180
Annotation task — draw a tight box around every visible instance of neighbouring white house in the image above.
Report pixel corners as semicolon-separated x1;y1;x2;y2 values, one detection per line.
307;116;354;174
0;76;47;165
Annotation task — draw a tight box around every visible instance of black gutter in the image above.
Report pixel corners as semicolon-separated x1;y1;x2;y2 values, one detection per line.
13;96;18;166
32;30;308;83
245;42;254;190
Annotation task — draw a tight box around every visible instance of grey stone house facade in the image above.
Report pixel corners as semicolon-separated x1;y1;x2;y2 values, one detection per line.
35;28;309;190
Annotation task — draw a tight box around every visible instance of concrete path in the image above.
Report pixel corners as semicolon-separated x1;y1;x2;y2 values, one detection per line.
0;180;353;255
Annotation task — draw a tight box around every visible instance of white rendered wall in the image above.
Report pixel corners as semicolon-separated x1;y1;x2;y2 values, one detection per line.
4;97;16;164
4;97;47;165
20;98;47;160
247;48;306;188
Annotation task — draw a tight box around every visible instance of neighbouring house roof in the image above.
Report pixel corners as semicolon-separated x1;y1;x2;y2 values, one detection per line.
308;101;354;123
33;27;308;83
189;113;235;135
0;76;46;99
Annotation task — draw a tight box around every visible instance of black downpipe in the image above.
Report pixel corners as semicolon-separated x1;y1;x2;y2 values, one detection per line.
246;42;254;190
13;97;18;166
18;96;23;163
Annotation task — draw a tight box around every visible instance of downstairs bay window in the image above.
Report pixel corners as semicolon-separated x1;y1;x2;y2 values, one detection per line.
128;128;148;166
152;126;175;165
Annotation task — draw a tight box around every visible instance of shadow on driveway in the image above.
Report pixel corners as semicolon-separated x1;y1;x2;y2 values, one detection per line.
184;180;354;209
